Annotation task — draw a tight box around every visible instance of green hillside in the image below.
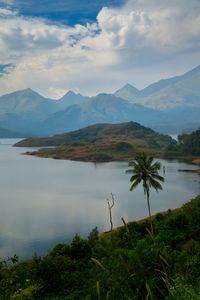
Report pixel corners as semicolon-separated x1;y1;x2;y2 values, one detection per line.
15;122;175;162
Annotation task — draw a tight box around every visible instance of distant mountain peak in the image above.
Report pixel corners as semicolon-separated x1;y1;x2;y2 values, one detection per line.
123;83;139;91
19;88;37;94
17;88;44;98
96;93;111;97
24;88;40;96
94;93;125;102
24;88;33;92
60;90;82;100
115;83;140;101
65;90;76;96
57;90;90;109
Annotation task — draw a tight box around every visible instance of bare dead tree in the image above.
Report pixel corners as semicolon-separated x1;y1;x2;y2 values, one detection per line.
107;193;115;231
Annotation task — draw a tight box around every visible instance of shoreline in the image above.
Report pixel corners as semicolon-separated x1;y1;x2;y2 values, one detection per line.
102;206;180;236
25;152;200;174
26;151;200;164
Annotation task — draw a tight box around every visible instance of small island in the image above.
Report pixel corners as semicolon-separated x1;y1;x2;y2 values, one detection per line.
14;122;175;162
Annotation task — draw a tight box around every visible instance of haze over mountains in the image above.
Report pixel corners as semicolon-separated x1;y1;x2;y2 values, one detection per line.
0;65;200;137
0;89;90;136
35;94;168;136
115;65;200;109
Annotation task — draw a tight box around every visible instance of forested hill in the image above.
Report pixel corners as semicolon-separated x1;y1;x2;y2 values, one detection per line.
14;122;175;162
165;129;200;157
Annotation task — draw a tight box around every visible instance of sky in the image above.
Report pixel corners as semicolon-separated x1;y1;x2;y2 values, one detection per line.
0;0;200;98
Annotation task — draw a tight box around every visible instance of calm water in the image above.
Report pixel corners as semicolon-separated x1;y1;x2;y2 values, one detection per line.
0;139;200;259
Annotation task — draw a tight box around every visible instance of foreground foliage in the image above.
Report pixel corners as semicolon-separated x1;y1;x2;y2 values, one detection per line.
1;196;200;299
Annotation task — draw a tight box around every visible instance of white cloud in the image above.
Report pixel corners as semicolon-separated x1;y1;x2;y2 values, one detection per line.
98;1;200;56
0;7;16;15
0;0;200;97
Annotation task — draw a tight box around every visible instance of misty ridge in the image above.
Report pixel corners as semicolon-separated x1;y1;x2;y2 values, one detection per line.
0;65;200;138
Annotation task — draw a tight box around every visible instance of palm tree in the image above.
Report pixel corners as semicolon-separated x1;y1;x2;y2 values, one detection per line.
126;152;164;236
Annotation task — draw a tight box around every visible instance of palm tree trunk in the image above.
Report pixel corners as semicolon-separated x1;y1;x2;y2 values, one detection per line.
146;187;154;237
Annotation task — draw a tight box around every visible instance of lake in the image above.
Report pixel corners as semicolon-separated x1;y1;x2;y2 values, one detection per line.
0;139;200;259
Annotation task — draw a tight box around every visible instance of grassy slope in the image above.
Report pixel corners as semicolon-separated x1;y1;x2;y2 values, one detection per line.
15;122;174;162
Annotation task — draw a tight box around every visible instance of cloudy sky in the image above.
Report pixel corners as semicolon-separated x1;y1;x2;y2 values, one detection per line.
0;0;200;98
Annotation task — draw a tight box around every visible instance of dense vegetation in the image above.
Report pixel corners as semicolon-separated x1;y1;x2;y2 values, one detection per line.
165;129;200;157
1;195;200;299
15;122;175;162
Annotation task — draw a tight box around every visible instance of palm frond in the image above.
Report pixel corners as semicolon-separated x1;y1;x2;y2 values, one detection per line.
151;173;164;182
126;153;164;193
128;161;138;168
130;174;141;182
149;177;163;191
130;178;141;191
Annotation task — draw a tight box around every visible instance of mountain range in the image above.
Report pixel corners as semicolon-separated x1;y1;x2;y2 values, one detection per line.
33;94;168;136
0;65;200;137
115;65;200;106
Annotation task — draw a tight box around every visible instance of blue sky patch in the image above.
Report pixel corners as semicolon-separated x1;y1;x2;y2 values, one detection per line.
0;64;13;77
4;0;126;25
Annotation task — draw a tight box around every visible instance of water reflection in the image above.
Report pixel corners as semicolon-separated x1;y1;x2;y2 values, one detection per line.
0;139;199;258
